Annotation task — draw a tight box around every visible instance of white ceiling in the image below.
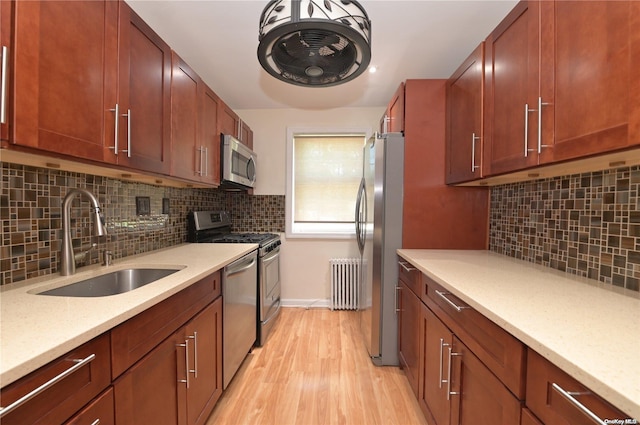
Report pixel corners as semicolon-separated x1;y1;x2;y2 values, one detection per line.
127;0;517;110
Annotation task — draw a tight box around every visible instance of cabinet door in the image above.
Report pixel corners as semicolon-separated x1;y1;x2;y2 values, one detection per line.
397;280;420;398
449;336;521;425
200;84;221;186
170;52;201;181
12;0;118;162
1;0;11;142
218;102;239;139
483;1;539;176
65;388;115;425
526;349;629;425
446;44;484;184
114;331;187;425
117;3;171;174
542;1;639;162
185;298;223;425
240;121;253;149
381;82;405;134
419;304;452;425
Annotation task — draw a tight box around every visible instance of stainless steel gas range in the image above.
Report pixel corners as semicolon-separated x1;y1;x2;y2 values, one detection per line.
187;211;281;349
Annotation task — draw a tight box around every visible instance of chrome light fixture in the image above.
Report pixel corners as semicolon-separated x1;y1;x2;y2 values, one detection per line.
258;0;371;87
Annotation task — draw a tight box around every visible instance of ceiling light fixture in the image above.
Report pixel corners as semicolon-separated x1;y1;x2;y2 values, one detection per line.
257;0;372;87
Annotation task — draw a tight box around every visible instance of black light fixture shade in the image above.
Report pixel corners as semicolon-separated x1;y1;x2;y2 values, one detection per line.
258;0;372;87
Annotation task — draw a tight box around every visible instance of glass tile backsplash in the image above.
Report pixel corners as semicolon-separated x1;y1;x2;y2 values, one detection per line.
1;162;285;285
490;165;640;292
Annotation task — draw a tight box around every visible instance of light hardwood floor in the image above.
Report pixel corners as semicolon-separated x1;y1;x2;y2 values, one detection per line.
206;308;427;425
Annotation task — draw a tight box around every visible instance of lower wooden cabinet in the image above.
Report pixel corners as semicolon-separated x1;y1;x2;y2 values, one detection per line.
65;388;115;425
0;333;111;425
526;349;630;425
114;297;223;425
397;279;420;398
521;408;543;425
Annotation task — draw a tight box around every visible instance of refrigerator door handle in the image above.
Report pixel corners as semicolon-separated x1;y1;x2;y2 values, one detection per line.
355;179;366;254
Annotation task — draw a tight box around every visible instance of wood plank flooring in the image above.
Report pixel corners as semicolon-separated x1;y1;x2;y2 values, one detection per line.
205;308;427;425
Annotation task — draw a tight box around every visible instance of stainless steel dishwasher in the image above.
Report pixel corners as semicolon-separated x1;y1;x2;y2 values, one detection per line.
222;249;258;389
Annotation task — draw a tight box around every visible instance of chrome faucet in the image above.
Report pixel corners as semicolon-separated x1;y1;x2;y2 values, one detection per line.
60;188;107;276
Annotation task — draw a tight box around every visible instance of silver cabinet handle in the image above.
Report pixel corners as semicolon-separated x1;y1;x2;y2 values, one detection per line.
176;339;190;388
551;383;605;425
399;262;416;272
108;104;119;154
90;420;101;425
435;290;469;312
471;133;480;172
187;332;198;378
446;347;463;400
395;286;401;313
0;354;96;418
204;147;208;177
197;146;204;176
537;96;551;154
121;109;131;157
1;46;8;125
438;338;450;389
524;103;537;157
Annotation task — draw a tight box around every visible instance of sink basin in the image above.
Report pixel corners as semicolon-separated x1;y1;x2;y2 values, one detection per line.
38;268;181;297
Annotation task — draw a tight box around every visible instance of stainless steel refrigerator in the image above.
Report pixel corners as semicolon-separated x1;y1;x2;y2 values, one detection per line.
355;132;404;366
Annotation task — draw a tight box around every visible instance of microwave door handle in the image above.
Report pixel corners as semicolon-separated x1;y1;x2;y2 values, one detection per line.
247;156;257;185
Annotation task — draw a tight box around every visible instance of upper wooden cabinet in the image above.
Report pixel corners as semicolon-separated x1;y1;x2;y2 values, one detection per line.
170;51;221;186
380;82;405;134
218;102;253;149
116;3;172;175
483;0;640;177
445;43;484;184
11;1;119;162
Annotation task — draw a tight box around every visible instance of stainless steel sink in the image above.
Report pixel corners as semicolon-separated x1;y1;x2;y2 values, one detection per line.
37;268;181;297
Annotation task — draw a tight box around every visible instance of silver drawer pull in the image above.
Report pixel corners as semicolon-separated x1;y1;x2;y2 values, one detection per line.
399;262;417;272
551;383;605;425
0;354;96;418
435;290;469;312
90;420;101;425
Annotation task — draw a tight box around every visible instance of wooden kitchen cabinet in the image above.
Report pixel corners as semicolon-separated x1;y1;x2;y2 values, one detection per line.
449;336;521;425
116;2;172;174
540;1;640;162
114;298;223;425
401;79;489;249
10;0;119;162
526;349;631;424
218;101;253;149
397;278;421;398
0;333;111;425
380;82;405;134
200;84;222;186
483;0;640;177
521;408;543;425
64;388;115;425
445;43;484;184
483;1;539;176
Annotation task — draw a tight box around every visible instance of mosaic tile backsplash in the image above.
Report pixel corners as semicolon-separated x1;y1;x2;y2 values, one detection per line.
490;165;640;292
1;162;285;285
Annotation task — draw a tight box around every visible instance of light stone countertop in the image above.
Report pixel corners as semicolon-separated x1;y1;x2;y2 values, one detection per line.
0;243;257;388
397;249;640;419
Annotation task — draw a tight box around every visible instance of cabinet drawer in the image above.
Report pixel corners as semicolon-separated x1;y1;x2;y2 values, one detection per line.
110;272;219;378
398;258;421;297
526;349;631;424
65;387;114;425
424;275;526;398
0;333;111;425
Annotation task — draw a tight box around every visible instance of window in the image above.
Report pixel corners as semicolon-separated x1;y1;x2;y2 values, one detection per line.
286;129;369;238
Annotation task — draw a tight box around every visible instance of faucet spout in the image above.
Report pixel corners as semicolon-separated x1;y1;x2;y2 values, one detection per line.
60;188;107;276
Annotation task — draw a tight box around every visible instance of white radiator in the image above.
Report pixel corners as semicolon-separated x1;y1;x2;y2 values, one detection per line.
330;258;360;310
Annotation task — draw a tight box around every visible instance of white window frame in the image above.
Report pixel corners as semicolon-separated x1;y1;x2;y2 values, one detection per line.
285;127;373;239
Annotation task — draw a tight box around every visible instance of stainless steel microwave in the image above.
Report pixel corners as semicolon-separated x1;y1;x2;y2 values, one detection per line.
221;134;257;189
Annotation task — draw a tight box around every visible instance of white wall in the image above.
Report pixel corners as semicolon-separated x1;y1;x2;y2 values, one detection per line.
236;107;384;307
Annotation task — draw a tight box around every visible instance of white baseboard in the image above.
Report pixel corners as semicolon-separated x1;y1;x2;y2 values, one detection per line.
281;299;331;309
